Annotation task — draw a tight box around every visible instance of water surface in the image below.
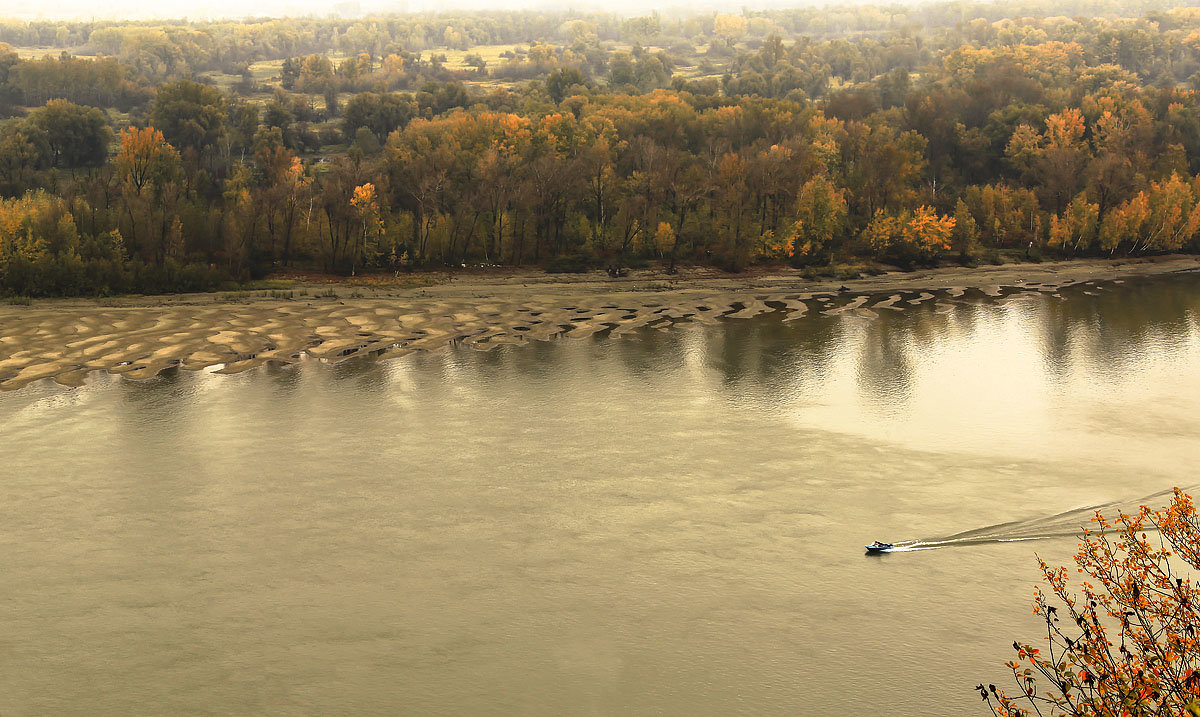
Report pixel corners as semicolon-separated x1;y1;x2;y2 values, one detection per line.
2;276;1199;715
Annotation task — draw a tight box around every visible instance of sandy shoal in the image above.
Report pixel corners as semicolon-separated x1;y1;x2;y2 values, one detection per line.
1;255;1197;391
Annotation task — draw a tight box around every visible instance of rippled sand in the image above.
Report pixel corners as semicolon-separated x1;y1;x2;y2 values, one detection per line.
2;256;1197;391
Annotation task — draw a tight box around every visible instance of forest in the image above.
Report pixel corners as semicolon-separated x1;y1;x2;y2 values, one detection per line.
3;0;1200;295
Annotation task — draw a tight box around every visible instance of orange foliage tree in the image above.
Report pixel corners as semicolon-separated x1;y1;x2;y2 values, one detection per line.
862;206;955;265
980;489;1200;716
114;126;182;262
116;126;179;196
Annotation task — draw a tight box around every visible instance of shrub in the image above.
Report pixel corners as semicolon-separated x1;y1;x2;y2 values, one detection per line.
544;254;597;274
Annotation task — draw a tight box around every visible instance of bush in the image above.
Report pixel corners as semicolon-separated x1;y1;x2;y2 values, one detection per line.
800;264;837;280
317;126;342;146
544;254;597;274
1;254;234;297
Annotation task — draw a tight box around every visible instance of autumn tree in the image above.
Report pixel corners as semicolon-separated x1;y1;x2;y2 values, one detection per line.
254;133;312;267
1142;175;1200;253
114;126;182;263
862;206;955;265
1099;175;1200;254
952;198;982;262
786;175;847;265
713;14;748;47
981;489;1200;717
1047;192;1100;256
0;191;79;265
349;182;383;273
315;155;372;271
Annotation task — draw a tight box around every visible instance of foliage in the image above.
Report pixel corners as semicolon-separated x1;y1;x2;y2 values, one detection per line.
342;92;418;143
862;206;956;265
545;253;598;273
149;80;226;154
27;100;112;168
787;176;848;265
1048;193;1101;255
981;489;1200;717
4;2;1200;294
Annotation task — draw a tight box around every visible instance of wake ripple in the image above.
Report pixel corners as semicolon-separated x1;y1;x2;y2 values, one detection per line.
878;486;1191;552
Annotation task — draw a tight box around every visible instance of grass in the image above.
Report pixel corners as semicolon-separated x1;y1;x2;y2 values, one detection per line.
11;46;80;59
346;274;437;290
798;262;882;281
217;287;294;301
239;279;297;290
436;44;524;71
4;296;32;306
244;58;285;87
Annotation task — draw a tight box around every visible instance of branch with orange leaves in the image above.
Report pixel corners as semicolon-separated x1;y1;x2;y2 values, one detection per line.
979;489;1200;717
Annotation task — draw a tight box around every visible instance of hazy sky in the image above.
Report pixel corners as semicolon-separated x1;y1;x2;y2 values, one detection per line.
4;0;775;21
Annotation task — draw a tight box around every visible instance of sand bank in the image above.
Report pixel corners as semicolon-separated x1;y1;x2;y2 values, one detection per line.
2;256;1198;391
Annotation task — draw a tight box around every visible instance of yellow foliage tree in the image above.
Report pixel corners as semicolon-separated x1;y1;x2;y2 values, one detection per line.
1098;174;1200;254
1047;192;1100;255
713;14;748;43
0;191;79;264
652;221;676;256
1099;191;1150;253
1044;108;1086;150
755;229;791;261
786;175;847;264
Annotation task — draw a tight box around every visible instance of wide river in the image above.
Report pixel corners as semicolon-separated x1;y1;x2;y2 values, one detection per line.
3;276;1199;716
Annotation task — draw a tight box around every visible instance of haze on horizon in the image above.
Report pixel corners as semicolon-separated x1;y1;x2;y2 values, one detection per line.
3;0;854;22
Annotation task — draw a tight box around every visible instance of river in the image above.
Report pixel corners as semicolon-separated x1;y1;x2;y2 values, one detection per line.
2;275;1198;715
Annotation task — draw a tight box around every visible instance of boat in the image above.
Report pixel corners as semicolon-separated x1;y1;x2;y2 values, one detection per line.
864;541;894;553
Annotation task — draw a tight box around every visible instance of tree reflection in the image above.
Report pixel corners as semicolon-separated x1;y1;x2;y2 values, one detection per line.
1038;276;1200;380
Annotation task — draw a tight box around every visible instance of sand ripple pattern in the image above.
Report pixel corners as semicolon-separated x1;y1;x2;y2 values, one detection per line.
0;259;1173;392
0;291;907;390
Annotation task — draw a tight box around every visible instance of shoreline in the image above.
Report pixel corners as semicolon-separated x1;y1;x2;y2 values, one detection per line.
3;255;1198;392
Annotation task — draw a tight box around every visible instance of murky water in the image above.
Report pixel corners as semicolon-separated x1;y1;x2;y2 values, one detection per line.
2;276;1199;716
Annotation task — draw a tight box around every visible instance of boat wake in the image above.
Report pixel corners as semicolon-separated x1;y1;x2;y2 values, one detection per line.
875;486;1192;553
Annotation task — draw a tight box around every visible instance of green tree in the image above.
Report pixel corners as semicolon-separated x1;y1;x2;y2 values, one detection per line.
342;92;418;144
150;80;227;155
27;100;112;169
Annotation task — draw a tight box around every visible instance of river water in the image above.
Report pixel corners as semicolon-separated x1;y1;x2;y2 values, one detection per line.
2;276;1199;716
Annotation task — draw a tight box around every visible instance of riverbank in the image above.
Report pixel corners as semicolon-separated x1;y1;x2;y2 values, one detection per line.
3;255;1198;391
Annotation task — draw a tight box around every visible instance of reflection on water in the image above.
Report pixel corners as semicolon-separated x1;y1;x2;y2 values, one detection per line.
1;276;1199;716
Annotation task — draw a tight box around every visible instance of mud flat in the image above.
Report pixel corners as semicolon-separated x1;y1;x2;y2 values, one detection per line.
2;255;1198;391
